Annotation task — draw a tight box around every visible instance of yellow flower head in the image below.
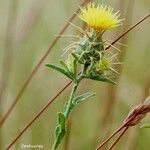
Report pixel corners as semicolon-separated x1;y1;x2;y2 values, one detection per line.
79;3;122;31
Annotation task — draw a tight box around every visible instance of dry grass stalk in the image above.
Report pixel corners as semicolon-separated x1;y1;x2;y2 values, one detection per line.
123;96;150;127
96;96;150;150
126;68;150;150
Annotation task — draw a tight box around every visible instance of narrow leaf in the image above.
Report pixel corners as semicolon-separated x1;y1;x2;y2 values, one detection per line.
46;64;73;80
57;112;66;129
73;92;95;104
72;53;79;61
55;126;60;138
53;113;66;149
86;75;116;84
53;126;65;150
60;60;70;73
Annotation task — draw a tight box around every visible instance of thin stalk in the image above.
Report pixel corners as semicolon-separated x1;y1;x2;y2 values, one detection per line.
52;84;78;150
64;83;78;118
6;13;150;149
96;114;136;150
96;125;125;150
0;0;91;127
108;127;129;150
52;75;83;150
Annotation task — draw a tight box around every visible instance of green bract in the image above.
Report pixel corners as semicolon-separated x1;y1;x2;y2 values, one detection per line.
73;30;104;65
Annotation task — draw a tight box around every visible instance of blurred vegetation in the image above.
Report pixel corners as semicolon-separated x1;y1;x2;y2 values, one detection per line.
0;0;150;149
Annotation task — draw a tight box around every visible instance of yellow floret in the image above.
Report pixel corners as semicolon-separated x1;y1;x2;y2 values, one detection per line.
79;3;122;31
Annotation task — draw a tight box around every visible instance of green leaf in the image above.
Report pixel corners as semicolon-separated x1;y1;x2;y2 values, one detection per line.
72;52;83;64
45;64;73;80
63;100;74;118
57;112;66;129
63;101;68;113
73;92;95;104
140;123;150;129
53;126;65;150
86;75;116;85
72;52;79;61
55;126;60;138
53;113;66;150
60;60;70;73
60;55;77;78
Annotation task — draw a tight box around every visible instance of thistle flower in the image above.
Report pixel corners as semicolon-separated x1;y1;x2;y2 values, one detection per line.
47;3;123;150
79;3;122;32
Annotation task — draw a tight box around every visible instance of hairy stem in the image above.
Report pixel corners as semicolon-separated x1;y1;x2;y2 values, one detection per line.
52;75;83;150
64;83;78;118
52;84;78;150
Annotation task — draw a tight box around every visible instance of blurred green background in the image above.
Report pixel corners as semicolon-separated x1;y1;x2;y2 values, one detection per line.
0;0;150;149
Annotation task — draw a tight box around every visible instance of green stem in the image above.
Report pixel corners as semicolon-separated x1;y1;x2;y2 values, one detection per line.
52;75;83;150
65;74;83;119
64;83;78;118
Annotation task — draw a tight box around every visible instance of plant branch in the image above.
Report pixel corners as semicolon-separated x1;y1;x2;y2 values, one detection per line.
52;77;82;150
0;0;91;127
64;82;79;118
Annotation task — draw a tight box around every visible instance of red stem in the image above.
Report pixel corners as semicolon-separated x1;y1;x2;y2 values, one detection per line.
96;125;125;150
108;127;129;150
96;114;136;150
